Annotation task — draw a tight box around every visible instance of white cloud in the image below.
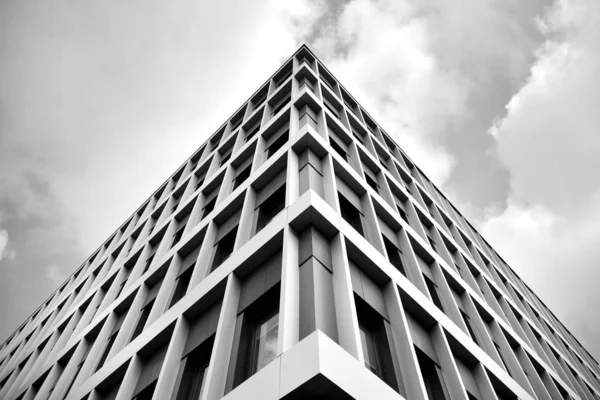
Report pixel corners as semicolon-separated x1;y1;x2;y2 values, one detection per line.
0;230;8;263
482;0;600;357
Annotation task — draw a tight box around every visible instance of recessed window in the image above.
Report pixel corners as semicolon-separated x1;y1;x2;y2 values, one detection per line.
211;227;238;272
299;105;318;129
323;97;340;118
424;275;444;312
365;174;379;194
271;93;291;116
131;300;154;342
396;202;409;223
220;149;233;167
96;312;126;372
245;121;261;142
330;137;348;161
202;197;217;220
382;236;406;276
356;297;399;391
255;184;286;233
169;268;193;309
461;310;479;346
415;347;450;400
175;338;213;400
233;164;252;191
339;193;364;236
266;130;288;159
230;286;280;390
171;213;190;249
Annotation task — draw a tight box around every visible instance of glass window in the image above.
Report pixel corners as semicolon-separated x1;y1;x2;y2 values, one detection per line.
250;312;279;373
266;130;289;159
416;347;449;400
255;185;286;233
339;193;364;236
382;236;406;276
211;227;238;272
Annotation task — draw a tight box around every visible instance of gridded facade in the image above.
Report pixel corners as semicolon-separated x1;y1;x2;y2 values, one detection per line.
0;45;599;400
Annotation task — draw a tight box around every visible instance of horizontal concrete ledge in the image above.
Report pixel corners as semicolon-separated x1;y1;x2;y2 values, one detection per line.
223;330;404;400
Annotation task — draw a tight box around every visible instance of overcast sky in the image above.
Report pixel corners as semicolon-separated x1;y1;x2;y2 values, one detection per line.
1;0;599;359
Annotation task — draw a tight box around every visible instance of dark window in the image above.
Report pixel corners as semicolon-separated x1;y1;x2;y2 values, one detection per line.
396;203;409;223
382;236;406;276
461;311;479;346
275;69;292;87
211;227;238;272
132;380;156;400
220;150;232;167
323;98;339;117
266;130;289;158
365;174;379;193
202;197;217;220
169;269;193;309
353;131;365;144
356;297;399;391
338;193;364;236
494;342;512;377
416;347;449;400
424;276;444;312
95;333;117;372
231;287;280;390
194;176;205;192
253;93;267;110
175;338;213;400
143;248;157;275
256;185;286;233
467;392;479;400
246;122;261;142
329;138;347;161
233;165;252;190
271;94;291;116
131;300;154;342
426;233;437;252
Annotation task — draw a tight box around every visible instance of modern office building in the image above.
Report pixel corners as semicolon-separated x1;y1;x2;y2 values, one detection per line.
0;44;599;400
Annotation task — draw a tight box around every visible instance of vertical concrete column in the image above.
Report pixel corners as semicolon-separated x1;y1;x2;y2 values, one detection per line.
320;153;339;210
202;274;241;400
192;223;217;284
114;356;141;400
110;287;147;358
153;317;189;399
280;226;300;353
298;148;324;199
297;227;337;343
330;233;361;359
397;230;428;295
215;168;235;206
234;188;256;251
48;340;87;400
286;148;300;206
346;140;364;177
431;262;464;330
540;369;568;400
185;193;205;233
147;258;179;326
431;324;469;400
463;296;501;366
29;363;62;400
473;363;500;400
515;347;554;400
490;321;536;397
362;195;385;254
382;282;428;400
378;172;397;210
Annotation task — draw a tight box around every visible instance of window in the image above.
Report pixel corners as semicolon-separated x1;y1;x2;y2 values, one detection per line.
323;97;339;118
171;195;182;214
252;92;267;110
461;311;479;346
143;245;157;274
171;213;190;249
416;347;449;400
194;174;205;192
131;300;154;342
271;93;291;116
96;319;120;372
115;268;132;299
338;193;364;236
202;196;217;220
426;232;437;252
382;236;406;276
330;137;348;161
211;227;238;272
274;68;292;87
396;201;409;223
132;381;156;400
266;129;288;159
355;297;399;390
169;268;193;309
424;275;444;312
230;287;280;390
245;121;261;142
365;174;379;194
233;164;252;191
175;338;213;400
255;184;286;233
220;148;233;167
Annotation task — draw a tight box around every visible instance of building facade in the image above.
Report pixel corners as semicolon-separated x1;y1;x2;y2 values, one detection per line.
0;45;599;400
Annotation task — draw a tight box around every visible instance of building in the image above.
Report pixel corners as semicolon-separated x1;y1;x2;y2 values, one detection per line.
0;44;599;400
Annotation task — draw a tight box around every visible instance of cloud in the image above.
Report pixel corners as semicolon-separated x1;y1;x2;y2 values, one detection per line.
0;230;9;264
482;0;600;358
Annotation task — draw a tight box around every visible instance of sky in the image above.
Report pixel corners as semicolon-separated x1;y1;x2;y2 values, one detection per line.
0;0;599;361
